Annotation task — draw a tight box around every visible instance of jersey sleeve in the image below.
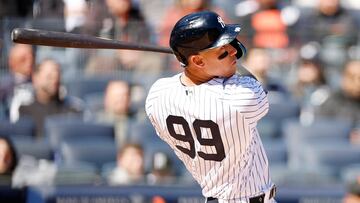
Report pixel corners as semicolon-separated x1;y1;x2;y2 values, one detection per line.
225;75;269;123
145;78;171;138
145;80;161;136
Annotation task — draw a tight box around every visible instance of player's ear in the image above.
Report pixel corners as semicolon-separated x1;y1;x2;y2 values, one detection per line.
190;55;205;67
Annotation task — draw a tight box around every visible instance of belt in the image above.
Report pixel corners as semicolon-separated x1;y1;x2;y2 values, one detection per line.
206;186;276;203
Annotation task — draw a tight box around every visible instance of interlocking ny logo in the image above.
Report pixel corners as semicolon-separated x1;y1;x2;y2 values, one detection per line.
217;16;225;28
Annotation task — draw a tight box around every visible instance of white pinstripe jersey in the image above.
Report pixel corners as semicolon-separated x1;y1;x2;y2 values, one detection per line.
145;72;274;201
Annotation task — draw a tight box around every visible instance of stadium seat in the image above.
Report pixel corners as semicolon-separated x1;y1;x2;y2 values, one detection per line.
283;117;352;142
58;138;117;170
126;118;160;144
100;162;117;179
64;76;114;100
282;117;353;169
142;141;185;176
44;114;115;148
263;138;287;165
270;163;337;186
55;162;100;185
10;136;53;160
340;163;360;184
303;142;360;179
257;118;280;140
0;116;35;138
83;92;105;114
266;93;300;121
126;119;179;175
259;95;300;139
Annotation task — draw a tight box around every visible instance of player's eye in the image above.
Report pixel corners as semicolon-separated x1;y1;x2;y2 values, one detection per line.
217;51;228;60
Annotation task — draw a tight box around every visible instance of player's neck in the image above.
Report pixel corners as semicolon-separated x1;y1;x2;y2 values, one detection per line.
182;69;211;86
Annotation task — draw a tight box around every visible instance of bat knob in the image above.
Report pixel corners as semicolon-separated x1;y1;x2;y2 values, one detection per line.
11;28;22;42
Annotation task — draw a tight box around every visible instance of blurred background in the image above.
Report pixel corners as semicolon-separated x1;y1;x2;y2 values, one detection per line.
0;0;360;202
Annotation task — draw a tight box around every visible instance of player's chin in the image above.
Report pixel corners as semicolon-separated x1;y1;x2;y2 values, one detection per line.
223;66;237;77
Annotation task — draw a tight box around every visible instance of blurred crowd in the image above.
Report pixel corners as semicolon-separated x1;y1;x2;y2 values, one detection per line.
0;0;360;202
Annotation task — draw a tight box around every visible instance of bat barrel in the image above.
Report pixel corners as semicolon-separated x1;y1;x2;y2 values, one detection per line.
11;28;173;54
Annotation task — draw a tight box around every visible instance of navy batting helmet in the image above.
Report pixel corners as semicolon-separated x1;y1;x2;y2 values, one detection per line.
169;11;246;67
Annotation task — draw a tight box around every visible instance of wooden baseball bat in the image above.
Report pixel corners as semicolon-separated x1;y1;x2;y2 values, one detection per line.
11;28;173;54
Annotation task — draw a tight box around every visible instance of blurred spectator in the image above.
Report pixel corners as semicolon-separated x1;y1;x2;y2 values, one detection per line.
31;0;66;32
0;44;34;120
234;0;299;80
84;46;164;87
18;59;83;139
290;46;331;125
84;55;119;76
103;0;155;73
290;53;330;107
315;60;360;124
107;143;145;185
314;59;360;144
242;47;288;95
0;136;17;184
0;135;56;188
81;0;150;42
60;0;90;82
138;0;173;33
103;81;131;117
82;0;163;79
32;0;64;18
297;0;358;46
12;155;56;188
295;0;358;69
147;151;176;185
234;0;293;49
84;50;164;81
63;0;87;33
95;80;134;146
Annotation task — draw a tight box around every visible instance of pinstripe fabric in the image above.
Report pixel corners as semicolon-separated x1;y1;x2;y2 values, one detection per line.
145;73;274;202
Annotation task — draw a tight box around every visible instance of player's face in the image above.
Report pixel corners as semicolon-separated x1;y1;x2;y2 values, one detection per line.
199;44;238;78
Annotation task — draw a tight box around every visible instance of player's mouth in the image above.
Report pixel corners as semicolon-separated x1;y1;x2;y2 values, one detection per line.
231;59;237;65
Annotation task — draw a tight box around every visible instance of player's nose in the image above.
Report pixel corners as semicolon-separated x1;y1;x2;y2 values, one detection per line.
225;44;237;57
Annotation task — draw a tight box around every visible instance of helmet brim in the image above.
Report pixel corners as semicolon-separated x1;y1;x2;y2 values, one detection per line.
209;24;242;49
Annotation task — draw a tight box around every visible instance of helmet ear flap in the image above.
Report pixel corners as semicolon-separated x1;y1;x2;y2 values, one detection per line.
173;50;188;67
230;39;247;59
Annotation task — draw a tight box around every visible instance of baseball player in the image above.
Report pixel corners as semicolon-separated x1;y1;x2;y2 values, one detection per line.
145;11;276;203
